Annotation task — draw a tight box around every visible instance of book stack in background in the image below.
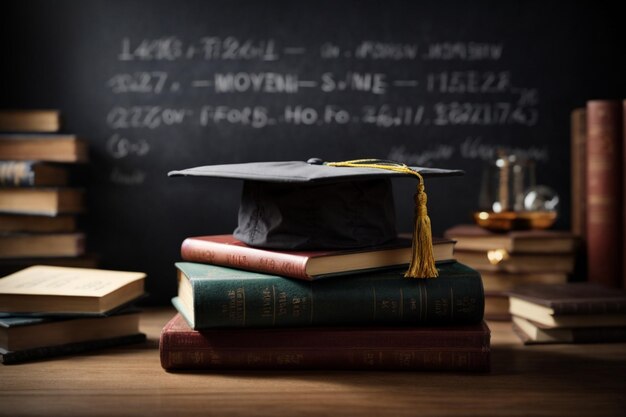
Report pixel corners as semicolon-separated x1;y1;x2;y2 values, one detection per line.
570;100;625;290
0;109;96;275
508;283;626;345
0;265;146;364
160;234;490;372
445;225;578;321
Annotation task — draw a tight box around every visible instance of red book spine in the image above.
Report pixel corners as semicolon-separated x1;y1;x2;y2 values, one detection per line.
181;236;310;280
159;315;491;372
585;100;623;288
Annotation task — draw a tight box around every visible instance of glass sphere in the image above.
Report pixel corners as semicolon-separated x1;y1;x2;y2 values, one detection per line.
523;185;559;212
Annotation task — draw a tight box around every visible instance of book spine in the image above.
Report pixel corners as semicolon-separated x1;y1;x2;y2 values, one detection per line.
571;108;587;238
623;100;626;290
181;238;310;280
190;265;484;328
0;161;35;187
160;332;490;372
585;100;623;288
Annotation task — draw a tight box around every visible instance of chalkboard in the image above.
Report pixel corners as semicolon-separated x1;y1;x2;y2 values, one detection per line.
3;0;625;304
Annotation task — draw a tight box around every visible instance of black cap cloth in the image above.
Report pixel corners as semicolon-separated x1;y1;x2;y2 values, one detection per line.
169;158;463;278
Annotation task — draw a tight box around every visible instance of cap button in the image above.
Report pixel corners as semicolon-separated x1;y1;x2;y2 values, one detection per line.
307;158;324;165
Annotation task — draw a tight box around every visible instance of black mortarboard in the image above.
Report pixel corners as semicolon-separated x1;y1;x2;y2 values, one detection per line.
169;158;463;278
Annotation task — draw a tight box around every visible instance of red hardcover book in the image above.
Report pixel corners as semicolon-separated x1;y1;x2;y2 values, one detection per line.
160;314;491;372
585;100;623;288
181;235;455;280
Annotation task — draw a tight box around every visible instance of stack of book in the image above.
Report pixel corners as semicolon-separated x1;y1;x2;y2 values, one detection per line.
160;160;490;372
0;110;94;275
445;224;578;320
508;282;626;344
0;265;146;364
161;237;490;371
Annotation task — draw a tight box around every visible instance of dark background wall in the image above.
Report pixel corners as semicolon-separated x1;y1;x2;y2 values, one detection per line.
2;0;624;304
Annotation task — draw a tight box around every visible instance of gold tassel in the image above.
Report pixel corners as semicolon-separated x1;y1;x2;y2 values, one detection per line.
404;181;438;278
326;159;438;278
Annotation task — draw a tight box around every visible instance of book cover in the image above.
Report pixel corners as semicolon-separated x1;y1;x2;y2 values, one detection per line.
0;161;69;187
586;100;623;288
0;134;87;163
444;224;577;254
0;265;146;315
181;234;455;280
174;261;484;329
160;313;490;371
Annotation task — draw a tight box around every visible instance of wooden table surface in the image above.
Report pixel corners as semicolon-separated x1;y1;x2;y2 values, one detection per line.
1;307;625;417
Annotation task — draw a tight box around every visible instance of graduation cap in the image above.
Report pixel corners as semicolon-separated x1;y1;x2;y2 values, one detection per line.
169;158;463;278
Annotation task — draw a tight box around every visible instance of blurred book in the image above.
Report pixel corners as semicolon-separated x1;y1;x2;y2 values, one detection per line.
481;271;568;292
0;110;60;133
0;161;69;187
0;188;84;216
484;292;511;321
0;214;77;233
0;134;87;163
0;233;84;259
454;250;575;274
585;100;622;288
481;272;568;321
512;315;626;345
445;225;577;253
508;283;626;330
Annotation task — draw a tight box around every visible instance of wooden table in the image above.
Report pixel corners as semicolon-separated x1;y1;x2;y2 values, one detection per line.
1;307;625;417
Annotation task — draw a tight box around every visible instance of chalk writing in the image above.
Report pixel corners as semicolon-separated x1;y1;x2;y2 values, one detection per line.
103;35;542;186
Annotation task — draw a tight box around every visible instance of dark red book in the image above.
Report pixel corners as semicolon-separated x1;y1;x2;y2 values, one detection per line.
160;314;491;372
586;100;623;288
181;234;455;280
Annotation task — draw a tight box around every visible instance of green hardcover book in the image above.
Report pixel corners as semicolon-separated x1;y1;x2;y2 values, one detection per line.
173;261;484;329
